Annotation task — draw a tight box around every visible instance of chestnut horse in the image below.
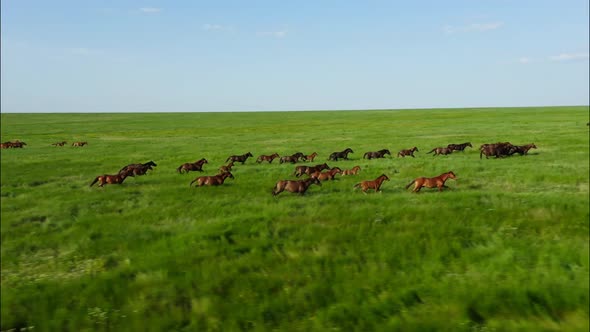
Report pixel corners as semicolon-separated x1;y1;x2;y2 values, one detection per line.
363;149;391;159
405;171;456;193
341;166;361;176
218;161;234;173
397;147;419;158
177;158;208;174
226;152;253;164
190;171;234;187
294;163;329;177
310;167;342;181
52;141;67;147
272;177;322;196
256;153;280;163
328;148;354;161
90;170;131;187
72;141;87;147
354;174;390;193
447;142;472;152
303;152;318;162
427;147;453;156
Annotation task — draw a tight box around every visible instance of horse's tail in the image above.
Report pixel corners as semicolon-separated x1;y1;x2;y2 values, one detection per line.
405;179;415;189
90;177;99;187
426;148;435;154
189;178;198;187
480;149;484;160
177;165;184;174
353;183;361;189
363;152;369;159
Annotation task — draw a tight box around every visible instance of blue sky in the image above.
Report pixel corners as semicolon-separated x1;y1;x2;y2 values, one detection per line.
1;0;588;112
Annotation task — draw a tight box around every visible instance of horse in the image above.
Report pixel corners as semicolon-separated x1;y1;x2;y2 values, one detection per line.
354;174;390;193
509;143;537;156
190;171;234;187
397;147;419;158
226;152;253;164
72;141;87;147
280;152;305;164
480;142;513;159
294;163;330;177
310;167;342;181
447;142;472;152
329;148;354;161
256;153;280;164
52;141;67;147
303;152;318;162
218;161;235;173
272;177;322;196
120;161;157;174
427;147;453;156
363;149;391;160
341;166;361;176
177;158;208;174
90;170;131;187
405;171;456;193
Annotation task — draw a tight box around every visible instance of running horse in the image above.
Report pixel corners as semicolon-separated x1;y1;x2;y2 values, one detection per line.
177;158;208;174
303;152;318;162
218;161;234;173
397;147;418;158
256;153;280;163
272;177;322;196
294;163;330;177
328;148;354;161
480;142;513;159
447;142;472;152
341;166;361;176
190;171;234;187
90;169;132;187
310;167;342;181
280;152;305;164
226;152;253;164
52;141;67;147
120;161;157;177
405;171;456;193
363;149;391;160
426;147;453;156
509;143;537;156
72;141;88;147
354;174;390;193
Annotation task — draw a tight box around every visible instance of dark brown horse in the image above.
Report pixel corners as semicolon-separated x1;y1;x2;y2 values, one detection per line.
294;163;330;177
280;152;305;164
90;170;131;187
509;143;537;156
2;141;27;148
341;166;361;176
72;141;87;147
310;167;342;181
329;148;354;161
218;161;234;173
303;152;318;162
354;174;390;193
272;177;322;196
120;161;157;174
397;147;419;158
177;158;208;174
190;171;234;187
480;142;513;159
52;141;67;147
447;142;472;152
226;152;253;164
256;153;280;163
405;171;456;193
427;147;453;156
363;149;391;159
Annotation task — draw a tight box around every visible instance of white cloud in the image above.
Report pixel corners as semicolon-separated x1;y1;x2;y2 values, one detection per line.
444;21;504;34
203;24;233;32
549;53;589;62
258;30;288;38
140;7;161;13
518;57;531;64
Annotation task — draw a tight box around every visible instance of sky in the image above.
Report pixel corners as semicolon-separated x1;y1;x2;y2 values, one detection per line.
1;0;589;113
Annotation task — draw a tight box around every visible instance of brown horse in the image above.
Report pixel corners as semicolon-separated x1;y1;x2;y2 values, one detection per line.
272;177;322;196
190;171;234;187
90;170;131;187
303;152;318;162
310;167;342;181
280;152;305;164
256;153;280;163
329;148;354;161
341;166;361;176
72;141;87;147
52;141;67;147
177;158;208;174
226;152;253;164
120;161;157;174
294;163;329;177
397;147;418;158
218;161;235;173
509;143;537;156
354;174;390;193
363;149;391;159
427;147;453;156
405;171;456;193
447;142;472;152
480;142;513;159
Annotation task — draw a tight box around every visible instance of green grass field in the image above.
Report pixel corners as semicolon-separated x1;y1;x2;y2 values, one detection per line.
1;106;589;331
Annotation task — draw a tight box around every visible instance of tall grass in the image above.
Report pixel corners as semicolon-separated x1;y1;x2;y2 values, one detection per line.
1;106;589;331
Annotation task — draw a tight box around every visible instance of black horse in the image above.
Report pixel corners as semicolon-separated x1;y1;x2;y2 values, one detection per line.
363;149;391;159
328;148;354;161
226;152;253;164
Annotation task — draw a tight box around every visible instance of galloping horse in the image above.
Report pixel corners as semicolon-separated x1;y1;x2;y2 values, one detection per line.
2;141;27;148
329;148;354;161
509;143;537;156
272;177;322;196
280;152;305;164
354;174;390;193
397;147;419;158
427;147;453;156
177;158;208;174
52;141;67;147
120;161;157;175
310;167;342;181
447;142;472;152
226;152;253;164
72;141;87;147
190;171;234;187
256;153;280;163
90;170;131;187
341;166;361;176
303;152;318;162
405;171;456;193
218;161;234;173
294;163;329;177
363;149;391;160
480;142;513;159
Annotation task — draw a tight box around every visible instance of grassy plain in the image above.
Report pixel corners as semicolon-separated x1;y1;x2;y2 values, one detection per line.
1;106;589;331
